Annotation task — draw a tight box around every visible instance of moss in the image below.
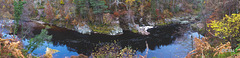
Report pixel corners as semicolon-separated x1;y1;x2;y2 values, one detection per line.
214;52;232;58
38;6;45;9
89;23;114;34
156;22;171;26
131;29;138;33
193;9;201;14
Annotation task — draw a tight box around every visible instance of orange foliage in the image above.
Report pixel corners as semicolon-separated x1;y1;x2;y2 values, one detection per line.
44;1;55;20
55;14;61;19
120;10;128;15
156;9;173;19
186;37;231;58
65;14;70;20
155;9;160;18
0;38;24;58
139;5;144;16
113;10;128;17
185;9;192;13
113;11;120;17
71;19;78;25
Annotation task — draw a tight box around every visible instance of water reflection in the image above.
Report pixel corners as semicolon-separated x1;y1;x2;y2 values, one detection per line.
30;24;184;57
0;20;197;57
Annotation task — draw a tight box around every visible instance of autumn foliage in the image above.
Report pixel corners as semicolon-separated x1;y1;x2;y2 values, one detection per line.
208;13;240;41
186;37;231;58
0;38;24;58
206;0;240;22
44;1;55;21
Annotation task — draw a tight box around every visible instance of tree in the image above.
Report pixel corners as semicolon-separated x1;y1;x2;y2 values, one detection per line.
13;0;26;35
44;1;55;21
74;0;88;19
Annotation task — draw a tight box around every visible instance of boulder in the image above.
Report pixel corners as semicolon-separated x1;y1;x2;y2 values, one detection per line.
180;21;189;24
138;26;154;35
75;24;92;35
110;26;123;35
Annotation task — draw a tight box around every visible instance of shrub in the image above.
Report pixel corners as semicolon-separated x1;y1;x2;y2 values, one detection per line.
186;37;232;58
208;13;240;41
44;1;55;21
13;1;26;34
91;43;136;58
0;38;24;58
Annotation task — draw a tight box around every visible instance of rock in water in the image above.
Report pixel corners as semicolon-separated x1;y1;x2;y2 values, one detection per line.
180;21;189;24
0;20;14;27
110;26;123;35
139;26;154;35
75;24;92;35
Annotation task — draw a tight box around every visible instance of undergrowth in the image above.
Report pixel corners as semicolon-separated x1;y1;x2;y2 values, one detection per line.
0;38;24;58
186;37;239;58
89;23;114;34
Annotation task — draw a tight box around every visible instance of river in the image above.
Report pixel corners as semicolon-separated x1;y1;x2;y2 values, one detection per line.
0;20;203;58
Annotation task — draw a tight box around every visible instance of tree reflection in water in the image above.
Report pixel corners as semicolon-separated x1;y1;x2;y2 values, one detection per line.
30;24;187;56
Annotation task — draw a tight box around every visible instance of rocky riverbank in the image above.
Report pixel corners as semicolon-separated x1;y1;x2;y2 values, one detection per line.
0;14;203;36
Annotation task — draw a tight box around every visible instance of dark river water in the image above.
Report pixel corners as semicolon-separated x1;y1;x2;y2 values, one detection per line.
1;22;203;58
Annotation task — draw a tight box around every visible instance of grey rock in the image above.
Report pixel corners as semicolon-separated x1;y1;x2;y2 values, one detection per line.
180;21;189;24
138;26;153;35
0;20;14;27
191;22;205;31
189;17;195;21
171;18;181;23
110;26;123;35
147;21;155;26
75;24;92;35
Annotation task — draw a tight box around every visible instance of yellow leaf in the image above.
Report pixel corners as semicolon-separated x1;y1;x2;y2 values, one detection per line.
3;5;5;8
125;0;135;6
44;47;59;58
60;0;64;5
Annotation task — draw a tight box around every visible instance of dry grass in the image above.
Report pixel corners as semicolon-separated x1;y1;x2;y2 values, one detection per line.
0;38;25;58
186;37;231;58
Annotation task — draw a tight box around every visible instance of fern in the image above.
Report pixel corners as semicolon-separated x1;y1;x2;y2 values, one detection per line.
0;38;25;58
186;37;232;58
